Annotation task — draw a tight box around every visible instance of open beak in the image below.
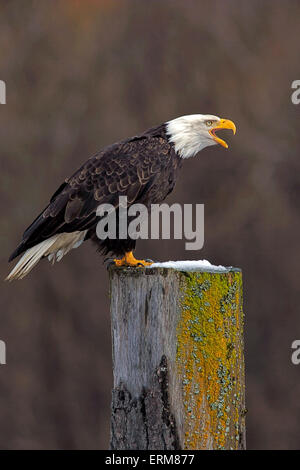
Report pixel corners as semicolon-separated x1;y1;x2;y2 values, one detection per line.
209;118;236;149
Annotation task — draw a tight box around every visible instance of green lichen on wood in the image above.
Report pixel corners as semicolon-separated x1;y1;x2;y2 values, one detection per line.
176;270;245;450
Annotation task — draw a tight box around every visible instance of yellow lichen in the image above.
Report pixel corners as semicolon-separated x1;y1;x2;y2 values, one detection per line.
176;271;245;450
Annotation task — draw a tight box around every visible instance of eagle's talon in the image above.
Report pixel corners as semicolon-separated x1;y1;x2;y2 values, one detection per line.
110;252;153;267
113;258;125;267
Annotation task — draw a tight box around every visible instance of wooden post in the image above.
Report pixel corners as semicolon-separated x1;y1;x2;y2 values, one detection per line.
109;265;246;450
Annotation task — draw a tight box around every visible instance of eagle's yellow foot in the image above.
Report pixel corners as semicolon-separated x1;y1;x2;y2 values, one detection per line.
114;251;153;267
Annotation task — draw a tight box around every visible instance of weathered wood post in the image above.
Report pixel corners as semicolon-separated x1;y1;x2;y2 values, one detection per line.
109;265;246;450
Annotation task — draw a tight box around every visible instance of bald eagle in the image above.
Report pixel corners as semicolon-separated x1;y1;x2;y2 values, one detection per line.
6;114;236;280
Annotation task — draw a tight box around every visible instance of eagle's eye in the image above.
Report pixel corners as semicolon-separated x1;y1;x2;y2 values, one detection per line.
205;120;213;127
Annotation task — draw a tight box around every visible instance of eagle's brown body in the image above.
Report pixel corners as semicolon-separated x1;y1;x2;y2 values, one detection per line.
9;124;182;262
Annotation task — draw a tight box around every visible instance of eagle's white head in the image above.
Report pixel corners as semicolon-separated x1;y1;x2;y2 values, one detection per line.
166;114;236;159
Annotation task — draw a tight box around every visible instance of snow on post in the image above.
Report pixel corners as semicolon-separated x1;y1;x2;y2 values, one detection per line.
109;261;246;450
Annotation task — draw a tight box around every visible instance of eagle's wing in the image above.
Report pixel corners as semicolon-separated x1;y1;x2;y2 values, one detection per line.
9;134;175;261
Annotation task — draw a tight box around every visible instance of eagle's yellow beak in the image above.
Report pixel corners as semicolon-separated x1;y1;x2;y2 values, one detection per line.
209;118;236;149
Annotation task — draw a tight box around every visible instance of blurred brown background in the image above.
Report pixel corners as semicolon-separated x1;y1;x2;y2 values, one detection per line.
0;0;299;449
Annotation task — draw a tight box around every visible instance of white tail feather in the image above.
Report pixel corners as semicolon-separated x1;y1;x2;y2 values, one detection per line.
5;237;58;281
6;230;87;281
